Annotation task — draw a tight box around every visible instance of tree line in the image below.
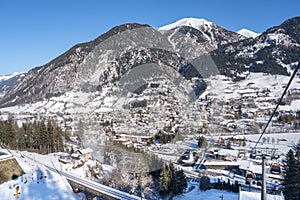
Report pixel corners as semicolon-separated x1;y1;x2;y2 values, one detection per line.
0;117;64;154
199;175;239;193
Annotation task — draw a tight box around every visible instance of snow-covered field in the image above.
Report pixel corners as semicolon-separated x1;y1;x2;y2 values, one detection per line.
174;187;238;200
175;182;284;200
240;190;284;200
234;132;300;154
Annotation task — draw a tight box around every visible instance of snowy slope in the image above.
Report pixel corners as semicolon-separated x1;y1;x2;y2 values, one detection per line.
237;28;260;38
0;151;81;200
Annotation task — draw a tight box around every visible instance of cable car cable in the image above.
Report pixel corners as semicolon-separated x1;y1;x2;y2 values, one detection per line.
254;63;300;151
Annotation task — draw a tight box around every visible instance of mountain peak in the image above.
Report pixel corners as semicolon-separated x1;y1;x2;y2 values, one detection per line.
158;17;213;31
237;28;259;38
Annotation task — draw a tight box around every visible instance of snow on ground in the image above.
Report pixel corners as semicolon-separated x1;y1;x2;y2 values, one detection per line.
0;148;13;161
0;151;81;200
1;72;299;116
279;99;300;111
240;190;284;200
175;178;283;200
205;73;300;107
241;132;300;154
16;151;113;180
174;187;238;200
214;132;300;158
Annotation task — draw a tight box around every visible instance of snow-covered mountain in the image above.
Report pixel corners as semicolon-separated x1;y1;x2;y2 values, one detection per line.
1;16;299;111
0;19;245;108
212;16;300;80
159;17;246;52
237;28;260;38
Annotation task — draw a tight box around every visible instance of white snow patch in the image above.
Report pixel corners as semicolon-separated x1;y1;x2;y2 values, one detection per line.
240;190;284;200
174;188;238;200
158;18;213;31
237;28;260;38
0;72;23;82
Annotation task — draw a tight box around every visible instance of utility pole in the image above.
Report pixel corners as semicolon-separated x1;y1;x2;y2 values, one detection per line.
261;155;267;200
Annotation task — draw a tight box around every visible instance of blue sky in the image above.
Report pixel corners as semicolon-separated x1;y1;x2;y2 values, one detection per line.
0;0;299;75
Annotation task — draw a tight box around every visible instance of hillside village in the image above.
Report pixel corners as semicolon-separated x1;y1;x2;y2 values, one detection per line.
0;72;299;199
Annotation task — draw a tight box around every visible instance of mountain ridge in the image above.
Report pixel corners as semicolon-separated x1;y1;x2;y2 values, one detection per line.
1;16;299;108
0;23;151;107
211;16;300;81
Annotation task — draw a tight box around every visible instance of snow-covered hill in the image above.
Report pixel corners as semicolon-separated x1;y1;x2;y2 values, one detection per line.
211;17;300;80
0;151;82;200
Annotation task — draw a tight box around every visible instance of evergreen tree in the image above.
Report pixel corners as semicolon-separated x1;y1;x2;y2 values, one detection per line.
283;149;300;199
168;162;176;198
174;169;187;195
39;119;47;153
135;173;143;197
199;175;211;191
233;180;239;193
159;164;170;198
5;118;16;148
159;163;187;199
198;136;207;148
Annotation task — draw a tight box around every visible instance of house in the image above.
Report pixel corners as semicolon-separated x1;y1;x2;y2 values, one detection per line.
71;153;81;160
218;149;239;161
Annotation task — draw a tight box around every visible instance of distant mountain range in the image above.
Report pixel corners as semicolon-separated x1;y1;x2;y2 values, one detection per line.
0;16;299;109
